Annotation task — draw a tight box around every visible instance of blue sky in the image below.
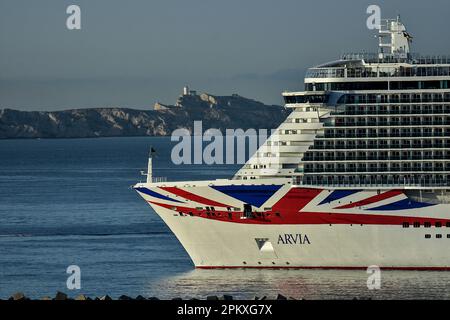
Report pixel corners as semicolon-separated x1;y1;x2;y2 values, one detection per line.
1;0;450;110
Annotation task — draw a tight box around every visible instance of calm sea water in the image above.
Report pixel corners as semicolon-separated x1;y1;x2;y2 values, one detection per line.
1;137;450;299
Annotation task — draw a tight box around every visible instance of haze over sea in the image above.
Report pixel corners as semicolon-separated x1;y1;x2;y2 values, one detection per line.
1;137;450;299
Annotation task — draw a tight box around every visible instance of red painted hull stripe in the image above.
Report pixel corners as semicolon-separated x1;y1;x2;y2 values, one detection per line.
148;201;450;226
196;266;450;271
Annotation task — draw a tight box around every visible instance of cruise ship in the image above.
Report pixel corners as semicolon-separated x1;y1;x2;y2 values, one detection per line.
134;17;450;269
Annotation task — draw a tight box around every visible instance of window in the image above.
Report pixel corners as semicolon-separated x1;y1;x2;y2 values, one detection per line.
436;222;442;228
402;222;410;228
425;234;431;239
424;222;431;228
446;222;450;228
436;234;443;239
413;222;420;228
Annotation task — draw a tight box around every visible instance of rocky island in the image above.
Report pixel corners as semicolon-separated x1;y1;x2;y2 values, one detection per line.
0;87;288;139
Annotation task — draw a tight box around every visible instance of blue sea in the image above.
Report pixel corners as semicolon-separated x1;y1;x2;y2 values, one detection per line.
1;137;450;299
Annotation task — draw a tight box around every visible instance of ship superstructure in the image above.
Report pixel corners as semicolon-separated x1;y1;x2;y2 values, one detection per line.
235;17;450;190
134;17;450;269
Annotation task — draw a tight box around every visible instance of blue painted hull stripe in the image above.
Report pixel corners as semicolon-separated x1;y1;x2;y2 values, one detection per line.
211;185;282;208
318;190;361;205
367;198;435;211
135;187;183;203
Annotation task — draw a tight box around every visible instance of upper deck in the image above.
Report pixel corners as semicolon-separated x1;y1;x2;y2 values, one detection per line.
305;55;450;81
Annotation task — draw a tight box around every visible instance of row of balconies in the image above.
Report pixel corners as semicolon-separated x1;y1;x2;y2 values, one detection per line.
304;159;449;164
330;121;450;127
304;162;448;167
303;155;449;161
321;132;450;139
312;142;450;149
302;174;448;181
334;108;450;116
301;175;450;187
340;93;450;104
343;98;450;104
303;167;450;173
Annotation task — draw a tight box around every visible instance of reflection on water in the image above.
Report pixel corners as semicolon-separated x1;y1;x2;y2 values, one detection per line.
148;268;450;300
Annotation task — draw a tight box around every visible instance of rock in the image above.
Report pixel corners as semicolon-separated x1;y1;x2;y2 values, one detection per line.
172;297;183;301
41;296;52;300
206;296;219;300
288;297;297;300
100;295;112;301
54;291;68;300
135;295;146;300
260;296;267;300
276;294;287;300
75;294;88;301
222;295;233;301
118;295;133;300
10;292;26;301
254;296;260;300
148;297;159;300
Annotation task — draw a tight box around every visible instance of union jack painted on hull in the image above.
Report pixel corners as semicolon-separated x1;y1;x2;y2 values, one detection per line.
134;178;450;269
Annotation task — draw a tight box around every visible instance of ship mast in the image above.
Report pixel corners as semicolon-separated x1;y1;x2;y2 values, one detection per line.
378;15;413;60
141;147;155;184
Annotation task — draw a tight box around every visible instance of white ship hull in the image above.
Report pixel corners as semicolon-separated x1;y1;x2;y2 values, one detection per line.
135;179;450;269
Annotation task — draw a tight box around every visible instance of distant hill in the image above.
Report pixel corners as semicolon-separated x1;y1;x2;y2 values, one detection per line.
0;91;288;139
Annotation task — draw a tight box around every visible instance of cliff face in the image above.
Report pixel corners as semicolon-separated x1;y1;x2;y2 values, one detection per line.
0;93;288;139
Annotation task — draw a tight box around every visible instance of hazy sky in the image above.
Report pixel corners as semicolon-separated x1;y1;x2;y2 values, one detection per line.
1;0;450;110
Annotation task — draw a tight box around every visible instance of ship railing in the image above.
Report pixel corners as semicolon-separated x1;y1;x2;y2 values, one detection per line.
292;179;450;189
152;177;167;183
341;53;450;64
